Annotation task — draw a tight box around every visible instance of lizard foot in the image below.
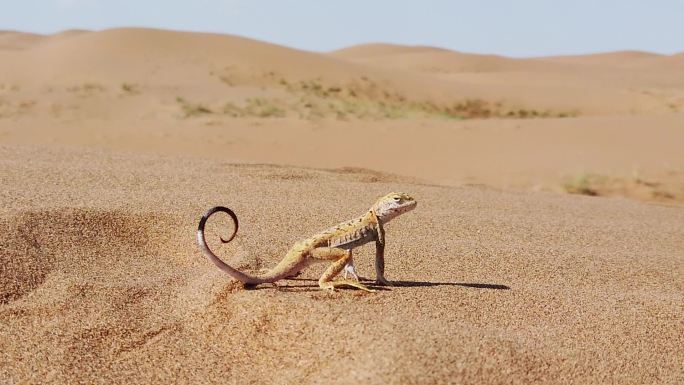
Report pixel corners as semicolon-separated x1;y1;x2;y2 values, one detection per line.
343;270;360;281
320;280;375;293
319;282;337;292
343;263;359;281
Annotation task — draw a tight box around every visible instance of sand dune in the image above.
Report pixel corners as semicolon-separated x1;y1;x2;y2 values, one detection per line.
331;43;555;73
334;43;682;72
1;28;683;383
542;50;678;69
0;30;90;51
0;31;45;50
337;44;684;113
1;28;680;116
1;28;409;92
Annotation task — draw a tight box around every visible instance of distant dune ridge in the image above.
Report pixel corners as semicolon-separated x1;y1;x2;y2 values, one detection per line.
1;28;683;115
1;28;683;384
0;31;45;50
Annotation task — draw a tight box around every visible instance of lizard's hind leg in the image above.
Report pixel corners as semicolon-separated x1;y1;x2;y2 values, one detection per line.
312;247;374;292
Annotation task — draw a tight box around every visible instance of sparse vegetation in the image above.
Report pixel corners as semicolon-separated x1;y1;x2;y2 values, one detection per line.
67;83;105;97
277;76;575;120
244;98;286;118
121;83;140;94
561;172;682;203
70;83;105;92
192;73;578;121
219;76;233;86
0;99;9;119
178;97;286;118
0;99;37;119
0;84;23;93
176;97;213;117
83;83;103;92
222;102;243;117
18;100;36;110
651;190;675;199
563;174;599;196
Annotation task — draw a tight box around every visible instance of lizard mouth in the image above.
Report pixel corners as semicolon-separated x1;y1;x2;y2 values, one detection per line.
400;201;417;212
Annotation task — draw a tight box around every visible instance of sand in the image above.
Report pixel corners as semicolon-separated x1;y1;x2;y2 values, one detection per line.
1;28;683;384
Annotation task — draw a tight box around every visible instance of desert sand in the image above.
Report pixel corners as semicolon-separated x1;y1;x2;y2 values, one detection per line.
1;28;683;384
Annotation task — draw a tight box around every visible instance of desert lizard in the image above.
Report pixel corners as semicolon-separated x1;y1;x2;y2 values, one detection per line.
197;192;417;292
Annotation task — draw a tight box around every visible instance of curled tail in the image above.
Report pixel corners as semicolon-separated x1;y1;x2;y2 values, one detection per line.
196;206;264;285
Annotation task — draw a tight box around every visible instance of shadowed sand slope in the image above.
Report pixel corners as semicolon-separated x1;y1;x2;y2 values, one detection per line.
1;145;682;384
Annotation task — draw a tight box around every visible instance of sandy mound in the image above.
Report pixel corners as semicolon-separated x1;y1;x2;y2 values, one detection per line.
1;145;682;384
1;209;176;303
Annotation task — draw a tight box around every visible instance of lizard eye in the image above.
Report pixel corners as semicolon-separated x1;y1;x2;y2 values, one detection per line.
393;197;401;201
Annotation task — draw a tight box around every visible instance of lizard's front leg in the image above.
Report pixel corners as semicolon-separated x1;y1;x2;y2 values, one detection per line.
374;240;391;286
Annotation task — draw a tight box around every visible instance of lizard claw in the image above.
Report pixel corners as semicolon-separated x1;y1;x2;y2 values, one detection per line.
343;264;360;282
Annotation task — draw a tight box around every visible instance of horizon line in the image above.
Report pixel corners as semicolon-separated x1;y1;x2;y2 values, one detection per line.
2;26;682;59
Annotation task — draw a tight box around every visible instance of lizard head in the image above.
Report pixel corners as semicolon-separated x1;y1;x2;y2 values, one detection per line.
372;192;417;223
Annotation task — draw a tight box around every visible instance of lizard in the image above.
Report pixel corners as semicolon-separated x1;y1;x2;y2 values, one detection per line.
196;192;417;292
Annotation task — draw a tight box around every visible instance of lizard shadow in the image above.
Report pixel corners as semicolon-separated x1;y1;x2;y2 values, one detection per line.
246;278;510;292
389;280;511;290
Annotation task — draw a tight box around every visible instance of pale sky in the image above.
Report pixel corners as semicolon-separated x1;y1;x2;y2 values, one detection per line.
2;0;682;57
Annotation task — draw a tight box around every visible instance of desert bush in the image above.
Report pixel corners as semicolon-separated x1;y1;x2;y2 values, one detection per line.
177;97;213;117
563;174;598;196
121;83;140;94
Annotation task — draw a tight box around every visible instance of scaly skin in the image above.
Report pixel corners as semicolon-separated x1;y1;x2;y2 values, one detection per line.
197;192;417;292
